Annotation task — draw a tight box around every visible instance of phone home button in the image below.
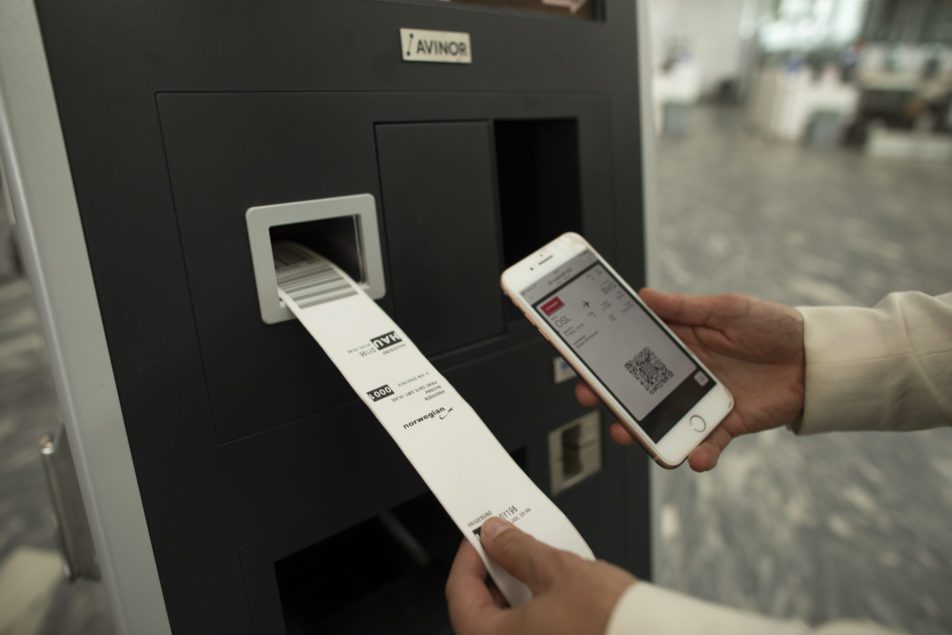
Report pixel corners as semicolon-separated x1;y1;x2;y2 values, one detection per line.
689;415;706;433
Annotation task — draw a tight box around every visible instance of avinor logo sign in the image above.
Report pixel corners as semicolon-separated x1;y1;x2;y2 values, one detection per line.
400;28;472;64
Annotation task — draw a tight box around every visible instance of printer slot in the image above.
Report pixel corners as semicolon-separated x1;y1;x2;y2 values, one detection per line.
275;447;527;634
276;492;456;635
269;216;364;284
246;194;386;325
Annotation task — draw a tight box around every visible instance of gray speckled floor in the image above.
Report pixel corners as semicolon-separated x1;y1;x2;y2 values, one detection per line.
651;105;952;634
0;277;114;635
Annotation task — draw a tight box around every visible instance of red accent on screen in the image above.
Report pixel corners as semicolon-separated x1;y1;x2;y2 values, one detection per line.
540;297;564;315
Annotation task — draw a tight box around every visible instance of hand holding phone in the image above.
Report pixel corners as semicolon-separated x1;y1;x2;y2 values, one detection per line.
501;233;734;468
578;287;807;471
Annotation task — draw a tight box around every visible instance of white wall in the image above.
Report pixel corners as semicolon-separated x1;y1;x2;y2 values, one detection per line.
647;0;747;95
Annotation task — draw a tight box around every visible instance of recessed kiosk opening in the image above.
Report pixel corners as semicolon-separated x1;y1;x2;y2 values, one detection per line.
269;216;364;284
246;194;386;324
494;119;584;268
494;119;584;320
275;448;528;634
275;492;457;635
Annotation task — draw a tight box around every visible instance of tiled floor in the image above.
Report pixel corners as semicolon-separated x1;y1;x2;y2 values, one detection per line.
650;105;952;635
0;103;949;634
0;278;114;635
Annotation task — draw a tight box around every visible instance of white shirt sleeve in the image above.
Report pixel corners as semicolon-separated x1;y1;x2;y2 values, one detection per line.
602;292;952;635
605;584;905;635
796;291;952;434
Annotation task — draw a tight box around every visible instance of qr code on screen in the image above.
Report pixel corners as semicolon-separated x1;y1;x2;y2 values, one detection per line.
625;347;673;395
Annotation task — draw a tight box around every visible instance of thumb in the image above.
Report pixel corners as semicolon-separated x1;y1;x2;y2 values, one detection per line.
479;518;563;594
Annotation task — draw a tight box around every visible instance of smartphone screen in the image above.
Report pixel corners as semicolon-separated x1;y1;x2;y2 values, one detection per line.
520;249;713;442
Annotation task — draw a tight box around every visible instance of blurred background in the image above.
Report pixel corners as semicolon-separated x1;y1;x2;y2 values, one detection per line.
1;0;950;633
645;1;952;634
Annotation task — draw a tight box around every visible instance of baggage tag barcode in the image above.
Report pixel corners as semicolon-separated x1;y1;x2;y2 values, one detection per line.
273;242;357;308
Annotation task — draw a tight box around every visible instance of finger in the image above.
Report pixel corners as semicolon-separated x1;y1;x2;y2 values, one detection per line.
609;422;637;445
640;288;735;328
479;518;565;594
637;288;696;324
687;442;718;473
687;420;735;472
446;540;505;635
487;581;508;609
575;382;602;407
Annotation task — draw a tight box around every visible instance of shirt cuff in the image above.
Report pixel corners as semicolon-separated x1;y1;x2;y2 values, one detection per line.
604;583;809;635
796;305;896;435
796;293;952;435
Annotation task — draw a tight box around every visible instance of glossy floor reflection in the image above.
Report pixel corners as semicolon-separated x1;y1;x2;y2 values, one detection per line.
651;105;952;635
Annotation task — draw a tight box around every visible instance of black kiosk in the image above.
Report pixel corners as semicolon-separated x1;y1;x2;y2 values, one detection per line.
0;0;653;632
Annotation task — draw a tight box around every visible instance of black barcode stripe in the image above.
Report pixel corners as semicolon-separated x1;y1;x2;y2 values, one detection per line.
280;273;342;292
272;243;358;308
296;288;357;308
276;265;335;283
273;251;310;268
281;273;346;292
277;243;315;260
278;265;340;281
289;283;352;302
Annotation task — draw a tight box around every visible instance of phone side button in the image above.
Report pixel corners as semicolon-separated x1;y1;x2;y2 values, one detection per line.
689;415;706;433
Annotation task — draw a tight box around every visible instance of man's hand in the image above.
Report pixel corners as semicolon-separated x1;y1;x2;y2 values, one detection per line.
446;518;635;635
576;289;805;472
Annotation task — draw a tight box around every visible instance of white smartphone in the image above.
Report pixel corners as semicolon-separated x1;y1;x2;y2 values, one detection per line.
501;232;733;468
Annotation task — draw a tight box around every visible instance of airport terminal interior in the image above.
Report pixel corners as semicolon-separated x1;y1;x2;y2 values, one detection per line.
2;0;951;634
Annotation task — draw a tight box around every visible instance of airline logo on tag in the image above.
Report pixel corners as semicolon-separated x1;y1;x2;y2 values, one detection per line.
404;406;452;429
540;296;564;315
371;331;403;351
350;331;406;358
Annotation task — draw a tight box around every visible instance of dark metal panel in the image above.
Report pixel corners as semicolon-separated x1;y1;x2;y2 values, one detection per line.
376;121;506;355
156;91;617;445
156;92;385;443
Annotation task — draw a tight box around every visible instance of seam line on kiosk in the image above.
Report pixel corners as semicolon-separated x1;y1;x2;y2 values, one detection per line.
152;93;222;443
